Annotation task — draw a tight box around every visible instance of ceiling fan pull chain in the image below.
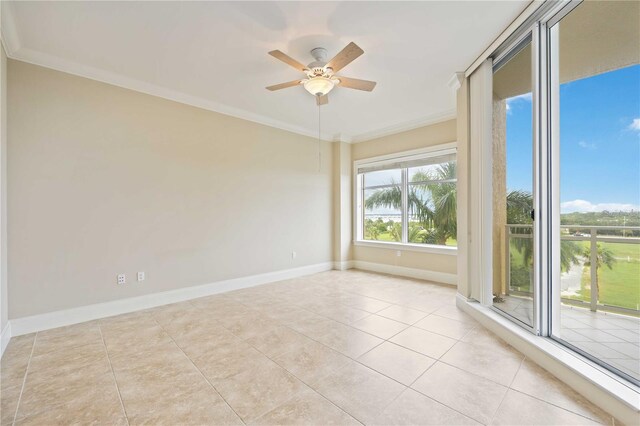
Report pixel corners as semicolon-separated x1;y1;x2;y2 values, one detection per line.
318;101;321;172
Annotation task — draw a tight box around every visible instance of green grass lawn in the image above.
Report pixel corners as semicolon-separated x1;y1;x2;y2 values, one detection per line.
509;240;639;310
576;242;640;310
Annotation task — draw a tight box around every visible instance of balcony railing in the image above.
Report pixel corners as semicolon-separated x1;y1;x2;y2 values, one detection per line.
506;224;640;317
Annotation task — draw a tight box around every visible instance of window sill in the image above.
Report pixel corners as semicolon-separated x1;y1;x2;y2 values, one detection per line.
353;240;457;255
456;295;640;423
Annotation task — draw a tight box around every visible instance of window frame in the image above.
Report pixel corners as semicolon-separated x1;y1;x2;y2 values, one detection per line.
353;142;458;255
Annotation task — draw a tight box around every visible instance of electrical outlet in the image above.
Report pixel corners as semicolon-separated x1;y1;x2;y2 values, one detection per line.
396;250;402;257
291;251;297;259
137;271;145;282
117;274;126;285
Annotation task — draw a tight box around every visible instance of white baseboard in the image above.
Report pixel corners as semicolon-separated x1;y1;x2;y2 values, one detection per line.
10;261;333;337
7;260;453;340
0;322;11;358
455;294;639;425
352;260;456;286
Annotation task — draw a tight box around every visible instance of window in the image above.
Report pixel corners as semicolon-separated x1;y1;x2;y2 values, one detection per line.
355;145;457;252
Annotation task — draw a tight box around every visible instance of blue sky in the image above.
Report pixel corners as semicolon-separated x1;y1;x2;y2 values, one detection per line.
507;64;640;213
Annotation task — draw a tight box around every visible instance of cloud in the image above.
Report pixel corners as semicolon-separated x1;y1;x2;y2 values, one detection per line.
577;140;596;150
561;199;640;214
629;118;640;131
506;92;532;106
506;92;532;115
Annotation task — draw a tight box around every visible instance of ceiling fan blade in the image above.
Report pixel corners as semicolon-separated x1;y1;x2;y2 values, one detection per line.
337;76;377;91
266;80;302;91
326;42;364;73
268;50;308;72
316;94;329;106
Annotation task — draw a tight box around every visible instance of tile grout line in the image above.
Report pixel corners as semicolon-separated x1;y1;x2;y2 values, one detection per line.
11;332;37;425
195;300;367;424
98;324;130;426
355;292;497;424
506;387;615;425
352;319;414;361
240;340;365;425
235;295;481;423
505;356;615;425
231;284;476;396
217;295;414;423
486;353;526;425
214;277;617;422
149;316;248;426
392;326;499;424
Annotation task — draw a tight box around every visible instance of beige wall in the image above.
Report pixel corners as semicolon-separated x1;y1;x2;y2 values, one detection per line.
8;60;333;319
332;142;352;266
351;119;458;277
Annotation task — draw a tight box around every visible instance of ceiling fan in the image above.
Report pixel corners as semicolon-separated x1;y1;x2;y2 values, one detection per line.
266;42;376;106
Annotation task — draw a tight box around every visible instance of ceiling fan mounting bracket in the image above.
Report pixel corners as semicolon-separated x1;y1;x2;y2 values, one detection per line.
310;47;328;62
307;47;330;70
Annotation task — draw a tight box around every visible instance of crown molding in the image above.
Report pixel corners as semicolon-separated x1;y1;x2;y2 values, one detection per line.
332;133;353;143
9;45;341;142
6;45;458;146
448;72;464;92
3;4;460;146
0;1;20;56
349;108;457;143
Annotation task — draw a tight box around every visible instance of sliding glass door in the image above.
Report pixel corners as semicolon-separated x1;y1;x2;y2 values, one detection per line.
548;0;640;385
485;0;639;384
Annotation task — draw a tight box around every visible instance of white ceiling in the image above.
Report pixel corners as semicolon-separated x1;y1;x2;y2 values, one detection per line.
2;1;527;142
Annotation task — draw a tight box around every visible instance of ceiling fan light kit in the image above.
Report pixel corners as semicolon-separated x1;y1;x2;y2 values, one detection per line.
303;76;338;96
267;41;376;105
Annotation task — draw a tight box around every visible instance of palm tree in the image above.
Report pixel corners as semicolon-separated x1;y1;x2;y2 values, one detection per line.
583;243;616;297
365;162;456;245
506;190;580;273
506;189;534;265
417;162;457;244
506;190;534;225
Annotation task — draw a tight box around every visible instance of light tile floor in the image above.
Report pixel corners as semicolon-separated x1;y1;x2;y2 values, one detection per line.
0;270;617;425
494;294;640;381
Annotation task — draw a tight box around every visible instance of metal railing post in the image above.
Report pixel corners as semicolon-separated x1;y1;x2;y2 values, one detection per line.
505;224;510;295
590;227;598;312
